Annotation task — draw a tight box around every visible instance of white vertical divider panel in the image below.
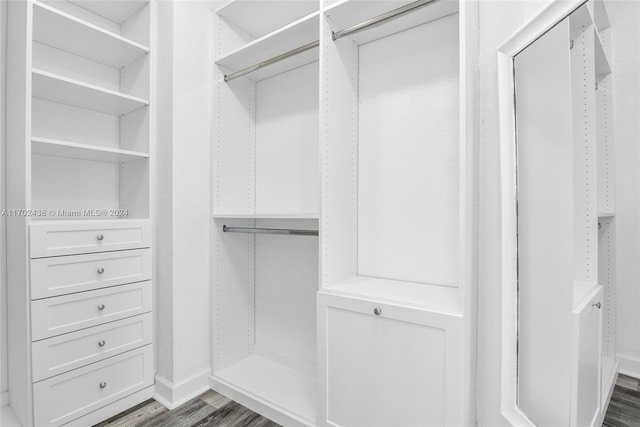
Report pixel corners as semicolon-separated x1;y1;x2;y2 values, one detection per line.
514;18;574;427
571;21;598;284
6;0;33;424
213;76;255;215
212;218;255;372
319;13;358;287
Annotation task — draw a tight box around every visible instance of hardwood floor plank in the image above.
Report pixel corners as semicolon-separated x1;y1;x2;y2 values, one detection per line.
136;397;216;427
95;399;168;427
199;390;232;409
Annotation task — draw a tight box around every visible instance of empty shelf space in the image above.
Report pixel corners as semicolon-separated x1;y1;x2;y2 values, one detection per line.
33;1;149;68
211;355;316;425
32;137;148;163
324;276;461;315
215;12;319;81
213;213;319;219
594;29;611;79
32;68;149;116
215;0;318;40
68;0;148;24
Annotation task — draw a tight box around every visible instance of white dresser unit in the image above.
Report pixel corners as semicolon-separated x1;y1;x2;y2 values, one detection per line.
6;1;155;425
210;0;478;425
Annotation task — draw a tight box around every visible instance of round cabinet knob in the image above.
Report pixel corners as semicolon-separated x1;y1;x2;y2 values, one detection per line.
97;267;105;274
373;307;382;316
97;304;105;311
98;340;106;347
96;234;104;241
99;382;107;389
593;302;602;309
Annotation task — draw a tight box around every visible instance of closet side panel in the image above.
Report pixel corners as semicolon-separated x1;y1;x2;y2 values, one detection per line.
514;19;574;427
357;14;459;286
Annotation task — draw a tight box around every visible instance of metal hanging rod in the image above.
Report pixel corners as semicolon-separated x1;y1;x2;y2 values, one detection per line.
332;0;440;41
222;225;319;236
224;40;319;82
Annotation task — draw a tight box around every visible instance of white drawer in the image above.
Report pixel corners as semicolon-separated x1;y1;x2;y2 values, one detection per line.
32;313;153;382
31;281;152;341
31;249;151;299
30;219;150;258
33;345;154;427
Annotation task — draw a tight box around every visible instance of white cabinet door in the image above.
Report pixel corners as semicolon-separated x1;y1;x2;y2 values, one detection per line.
318;292;462;427
572;286;603;427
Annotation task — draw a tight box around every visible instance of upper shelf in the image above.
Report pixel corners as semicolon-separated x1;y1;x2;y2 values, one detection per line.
32;136;149;163
68;0;148;24
216;11;319;81
213;213;320;219
32;1;149;69
325;0;459;45
32;68;149;116
216;0;318;40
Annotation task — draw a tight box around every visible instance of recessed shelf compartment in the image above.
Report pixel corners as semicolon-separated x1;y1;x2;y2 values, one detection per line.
68;0;149;24
211;355;316;426
325;0;459;44
32;137;149;163
32;68;149;116
215;12;319;82
324;276;461;315
33;1;149;69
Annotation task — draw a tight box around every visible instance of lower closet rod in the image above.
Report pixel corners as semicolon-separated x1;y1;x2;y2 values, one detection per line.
222;225;318;236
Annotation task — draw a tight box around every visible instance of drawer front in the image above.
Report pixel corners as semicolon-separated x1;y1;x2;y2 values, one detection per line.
30;219;150;258
33;345;154;427
32;313;153;382
31;249;151;299
31;281;152;341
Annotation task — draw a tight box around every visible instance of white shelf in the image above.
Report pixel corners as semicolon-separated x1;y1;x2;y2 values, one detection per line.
324;275;461;315
598;211;615;218
32;68;149;116
594;29;612;79
212;355;316;425
325;0;459;45
33;1;149;68
573;280;600;310
213;213;319;219
215;12;319;81
68;0;148;24
215;0;318;40
32;136;148;163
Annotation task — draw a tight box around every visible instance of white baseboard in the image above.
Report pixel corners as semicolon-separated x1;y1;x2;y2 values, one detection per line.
1;391;8;408
153;368;210;410
617;354;640;379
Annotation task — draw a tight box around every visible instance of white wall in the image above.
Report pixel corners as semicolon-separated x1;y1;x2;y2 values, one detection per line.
475;1;552;425
610;0;640;378
1;0;8;409
154;0;213;409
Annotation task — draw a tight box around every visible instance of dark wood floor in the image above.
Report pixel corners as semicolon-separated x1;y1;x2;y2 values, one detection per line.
604;374;640;426
96;374;640;427
94;390;279;427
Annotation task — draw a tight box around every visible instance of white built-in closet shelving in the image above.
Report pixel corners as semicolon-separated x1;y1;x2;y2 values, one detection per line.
210;0;478;425
7;0;155;425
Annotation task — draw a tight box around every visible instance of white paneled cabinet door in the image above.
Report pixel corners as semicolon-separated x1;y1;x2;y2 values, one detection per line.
318;293;462;427
572;286;604;427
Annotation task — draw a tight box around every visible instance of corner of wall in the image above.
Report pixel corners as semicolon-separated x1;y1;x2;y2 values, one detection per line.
153;369;210;410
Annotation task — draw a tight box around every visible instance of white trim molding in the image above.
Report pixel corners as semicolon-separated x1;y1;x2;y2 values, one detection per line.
617;354;640;379
153;369;211;410
497;1;587;425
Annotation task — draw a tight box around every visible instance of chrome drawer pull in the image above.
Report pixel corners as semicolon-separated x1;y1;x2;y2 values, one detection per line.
99;382;107;389
97;234;104;241
373;307;382;316
97;267;105;274
98;340;106;347
97;304;105;311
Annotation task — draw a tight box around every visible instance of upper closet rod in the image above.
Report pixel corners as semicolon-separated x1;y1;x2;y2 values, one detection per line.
332;0;440;41
224;40;319;82
222;225;319;236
